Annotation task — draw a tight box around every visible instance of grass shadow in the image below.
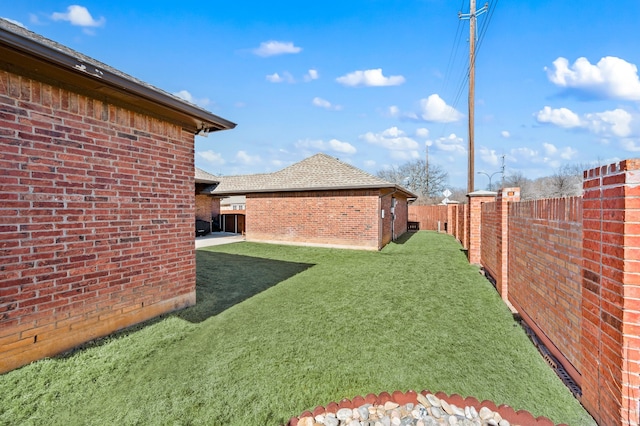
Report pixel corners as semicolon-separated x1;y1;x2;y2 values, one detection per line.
390;231;416;245
176;251;314;323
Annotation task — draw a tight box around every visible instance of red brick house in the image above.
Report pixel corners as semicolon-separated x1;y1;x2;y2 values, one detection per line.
195;167;222;234
0;19;235;373
207;153;416;250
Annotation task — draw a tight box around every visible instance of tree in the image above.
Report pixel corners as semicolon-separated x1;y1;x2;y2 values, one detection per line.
545;164;583;198
376;159;448;204
503;170;534;199
506;163;589;199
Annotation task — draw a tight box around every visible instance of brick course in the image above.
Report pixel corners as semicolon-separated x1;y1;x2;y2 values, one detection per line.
581;160;640;425
195;185;220;223
246;189;408;250
0;70;196;373
507;196;583;382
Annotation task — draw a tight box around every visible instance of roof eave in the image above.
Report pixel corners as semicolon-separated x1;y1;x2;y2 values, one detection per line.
0;23;236;134
213;184;417;198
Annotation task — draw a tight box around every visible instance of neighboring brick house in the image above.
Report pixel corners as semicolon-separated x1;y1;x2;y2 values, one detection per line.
0;19;235;373
195;167;221;234
206;153;416;250
218;195;246;234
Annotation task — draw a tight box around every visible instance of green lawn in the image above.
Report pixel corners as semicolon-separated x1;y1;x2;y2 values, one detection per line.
0;231;594;425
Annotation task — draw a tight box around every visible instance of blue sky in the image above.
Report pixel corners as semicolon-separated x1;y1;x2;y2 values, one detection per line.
3;1;640;190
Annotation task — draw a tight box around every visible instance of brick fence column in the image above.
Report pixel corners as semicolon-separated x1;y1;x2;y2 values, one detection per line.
467;191;497;265
496;188;520;302
582;159;640;426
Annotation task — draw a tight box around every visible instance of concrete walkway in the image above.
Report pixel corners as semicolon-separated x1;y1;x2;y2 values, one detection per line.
195;232;245;248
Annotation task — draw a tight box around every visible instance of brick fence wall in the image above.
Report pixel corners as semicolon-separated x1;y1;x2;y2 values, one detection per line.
507;196;583;384
480;201;498;283
408;160;640;425
0;70;197;373
580;160;640;425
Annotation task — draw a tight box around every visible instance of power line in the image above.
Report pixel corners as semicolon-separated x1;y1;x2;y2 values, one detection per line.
441;0;468;97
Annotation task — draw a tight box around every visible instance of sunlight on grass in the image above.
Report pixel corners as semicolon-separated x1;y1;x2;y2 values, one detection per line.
0;232;594;425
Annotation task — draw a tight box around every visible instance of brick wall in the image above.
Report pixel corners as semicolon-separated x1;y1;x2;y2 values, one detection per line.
507;197;583;382
0;70;196;373
581;160;640;425
245;189;405;250
195;189;220;223
480;201;498;280
468;161;640;425
467;193;496;264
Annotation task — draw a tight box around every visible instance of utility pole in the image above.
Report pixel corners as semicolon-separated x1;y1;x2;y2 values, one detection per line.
459;1;488;194
425;143;429;197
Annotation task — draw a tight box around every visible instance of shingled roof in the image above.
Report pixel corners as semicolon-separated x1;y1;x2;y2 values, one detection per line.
195;167;220;184
209;153;417;197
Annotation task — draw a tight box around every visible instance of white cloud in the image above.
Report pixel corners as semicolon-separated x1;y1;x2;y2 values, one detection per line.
236;150;261;165
360;127;419;151
537;106;634;138
390;150;420;161
479;147;500;166
584;109;632;137
336;69;405;87
535;106;582;128
197;150;225;165
312;97;343;111
296;138;356;154
546;56;640;101
415;128;429;138
418;94;463;123
253;40;302;57
265;73;281;83
327;139;356;154
173;90;210;108
364;160;377;168
510;147;539;162
543;142;558;156
51;5;105;27
621;139;640;152
304;69;319;82
560;147;578;160
266;72;294;83
387;106;400;117
543;142;577;161
431;133;466;155
501;130;511;138
510;142;577;168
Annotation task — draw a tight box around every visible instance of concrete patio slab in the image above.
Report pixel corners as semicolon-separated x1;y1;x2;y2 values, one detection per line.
195;232;245;248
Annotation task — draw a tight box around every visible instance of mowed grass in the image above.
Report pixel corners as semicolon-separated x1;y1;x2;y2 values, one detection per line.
0;232;594;425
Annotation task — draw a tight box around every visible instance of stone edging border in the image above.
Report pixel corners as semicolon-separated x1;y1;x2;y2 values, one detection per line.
286;390;567;426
